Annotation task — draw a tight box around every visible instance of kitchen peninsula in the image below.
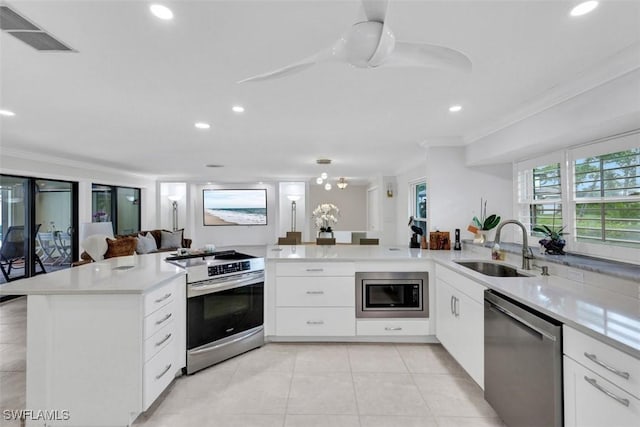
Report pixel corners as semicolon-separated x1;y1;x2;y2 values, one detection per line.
0;253;187;427
2;245;638;426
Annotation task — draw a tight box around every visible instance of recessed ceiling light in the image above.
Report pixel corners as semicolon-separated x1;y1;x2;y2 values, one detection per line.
195;122;211;129
570;1;598;17
449;105;463;113
232;105;245;113
150;4;174;20
0;109;16;117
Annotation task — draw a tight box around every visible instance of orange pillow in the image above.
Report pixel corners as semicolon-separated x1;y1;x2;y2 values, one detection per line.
104;237;138;259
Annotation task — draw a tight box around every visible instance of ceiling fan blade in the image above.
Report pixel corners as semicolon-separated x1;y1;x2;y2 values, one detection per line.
237;60;317;83
383;42;472;72
238;38;347;83
361;0;389;23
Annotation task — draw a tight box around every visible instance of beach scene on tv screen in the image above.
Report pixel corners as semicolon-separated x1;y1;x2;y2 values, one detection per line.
204;189;267;225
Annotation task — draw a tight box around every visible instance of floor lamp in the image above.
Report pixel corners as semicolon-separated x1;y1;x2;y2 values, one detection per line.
287;195;301;232
168;195;182;231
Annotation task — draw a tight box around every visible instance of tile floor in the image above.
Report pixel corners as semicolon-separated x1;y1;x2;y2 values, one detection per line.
0;297;504;427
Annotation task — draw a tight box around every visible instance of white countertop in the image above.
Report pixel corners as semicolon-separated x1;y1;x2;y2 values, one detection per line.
268;245;640;359
0;252;185;295
266;244;429;260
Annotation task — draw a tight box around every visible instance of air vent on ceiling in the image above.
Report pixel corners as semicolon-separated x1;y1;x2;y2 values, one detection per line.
0;5;74;51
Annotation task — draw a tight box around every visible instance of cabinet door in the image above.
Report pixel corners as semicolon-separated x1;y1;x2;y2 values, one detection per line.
564;356;640;427
455;291;484;388
435;279;458;357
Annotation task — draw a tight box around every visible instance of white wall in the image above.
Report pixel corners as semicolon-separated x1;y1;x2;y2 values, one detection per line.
426;146;515;244
190;182;277;248
308;182;367;232
0;150;157;229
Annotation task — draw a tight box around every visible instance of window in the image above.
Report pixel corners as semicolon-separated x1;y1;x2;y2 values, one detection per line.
91;184;141;235
573;148;640;248
410;180;427;234
517;159;563;236
515;132;640;262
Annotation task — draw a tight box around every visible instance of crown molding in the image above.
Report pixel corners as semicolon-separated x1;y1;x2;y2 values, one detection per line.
0;147;158;181
465;42;640;145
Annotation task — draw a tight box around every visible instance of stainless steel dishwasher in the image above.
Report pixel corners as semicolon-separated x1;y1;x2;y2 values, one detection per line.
484;290;563;427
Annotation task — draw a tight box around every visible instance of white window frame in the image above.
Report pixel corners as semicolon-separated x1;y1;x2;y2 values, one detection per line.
409;178;427;233
514;131;640;263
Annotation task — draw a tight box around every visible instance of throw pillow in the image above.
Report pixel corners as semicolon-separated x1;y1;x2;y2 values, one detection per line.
160;229;183;249
136;232;157;254
81;234;110;261
104;237;138;259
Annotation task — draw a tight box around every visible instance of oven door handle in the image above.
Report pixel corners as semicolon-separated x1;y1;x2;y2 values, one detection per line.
188;271;264;298
189;327;263;355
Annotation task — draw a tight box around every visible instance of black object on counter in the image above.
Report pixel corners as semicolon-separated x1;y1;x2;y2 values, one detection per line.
454;228;462;250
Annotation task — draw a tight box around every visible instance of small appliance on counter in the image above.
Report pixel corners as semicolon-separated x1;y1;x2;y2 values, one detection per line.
454;228;462;250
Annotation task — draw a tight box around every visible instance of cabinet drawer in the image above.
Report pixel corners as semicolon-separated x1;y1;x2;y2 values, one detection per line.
144;300;175;339
436;264;486;303
276;262;355;277
144;280;177;316
143;342;176;410
276;307;355;336
564;356;640;427
356;319;429;336
144;319;175;362
276;277;354;307
564;326;639;398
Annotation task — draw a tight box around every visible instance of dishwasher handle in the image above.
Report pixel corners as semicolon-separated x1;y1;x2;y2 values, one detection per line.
486;298;557;342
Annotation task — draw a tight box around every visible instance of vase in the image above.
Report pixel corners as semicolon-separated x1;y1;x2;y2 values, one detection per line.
318;231;334;239
473;232;486;244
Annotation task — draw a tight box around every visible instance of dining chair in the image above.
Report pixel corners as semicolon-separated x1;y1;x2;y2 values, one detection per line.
0;224;46;282
359;238;380;245
278;237;298;245
54;231;72;265
316;238;336;245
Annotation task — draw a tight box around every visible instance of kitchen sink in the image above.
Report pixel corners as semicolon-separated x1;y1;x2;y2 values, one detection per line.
454;261;533;277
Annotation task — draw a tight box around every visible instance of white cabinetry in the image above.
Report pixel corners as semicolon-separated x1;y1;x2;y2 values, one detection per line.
435;264;485;388
25;276;185;427
274;262;355;337
563;326;640;427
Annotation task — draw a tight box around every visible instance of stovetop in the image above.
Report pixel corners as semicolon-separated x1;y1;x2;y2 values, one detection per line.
165;250;264;283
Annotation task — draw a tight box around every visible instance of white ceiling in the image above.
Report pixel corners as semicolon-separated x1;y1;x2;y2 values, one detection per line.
1;0;639;184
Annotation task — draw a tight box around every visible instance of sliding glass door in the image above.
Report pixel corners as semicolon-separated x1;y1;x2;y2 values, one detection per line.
92;184;140;235
0;174;78;298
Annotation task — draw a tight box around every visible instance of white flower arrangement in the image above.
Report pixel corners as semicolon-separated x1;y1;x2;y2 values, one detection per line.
312;203;339;231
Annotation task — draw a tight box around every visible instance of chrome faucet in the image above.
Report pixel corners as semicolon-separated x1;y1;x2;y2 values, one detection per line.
494;219;534;270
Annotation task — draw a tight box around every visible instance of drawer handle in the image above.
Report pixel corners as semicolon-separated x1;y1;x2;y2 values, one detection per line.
156;363;173;380
584;376;630;407
155;293;172;303
305;268;324;272
306;291;324;295
155;313;172;325
306;320;324;325
155;333;172;347
385;327;402;331
584;352;630;380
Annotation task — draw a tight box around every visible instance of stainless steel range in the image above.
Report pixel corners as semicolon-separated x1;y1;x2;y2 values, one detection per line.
167;250;265;374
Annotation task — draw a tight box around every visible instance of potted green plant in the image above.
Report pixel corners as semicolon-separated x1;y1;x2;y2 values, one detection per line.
533;224;568;255
469;198;500;243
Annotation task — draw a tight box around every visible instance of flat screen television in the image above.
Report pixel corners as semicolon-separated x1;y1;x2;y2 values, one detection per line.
203;189;267;226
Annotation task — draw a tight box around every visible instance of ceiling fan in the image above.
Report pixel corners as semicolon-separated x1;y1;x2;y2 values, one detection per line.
238;0;472;83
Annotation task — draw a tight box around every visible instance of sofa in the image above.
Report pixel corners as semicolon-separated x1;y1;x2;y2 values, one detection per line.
76;229;192;265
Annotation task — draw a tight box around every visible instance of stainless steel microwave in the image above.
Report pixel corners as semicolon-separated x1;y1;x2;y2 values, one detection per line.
356;272;429;318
